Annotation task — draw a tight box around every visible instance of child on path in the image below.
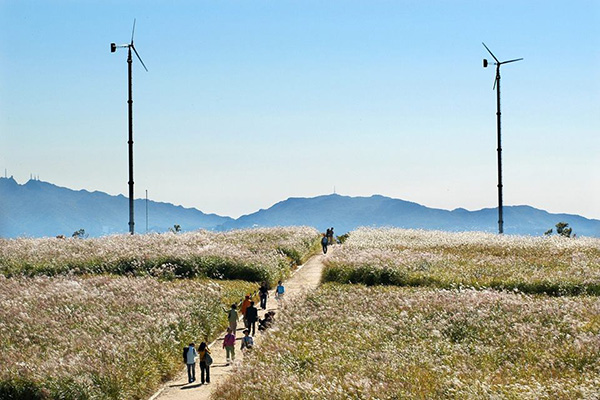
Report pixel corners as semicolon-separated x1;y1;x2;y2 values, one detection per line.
227;304;238;333
275;280;285;304
259;282;269;310
240;329;254;351
223;327;236;365
183;343;197;383
198;342;212;384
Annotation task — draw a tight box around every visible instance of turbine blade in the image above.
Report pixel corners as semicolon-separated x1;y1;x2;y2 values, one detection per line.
493;76;497;91
131;45;148;72
131;18;136;44
501;58;524;65
482;42;500;63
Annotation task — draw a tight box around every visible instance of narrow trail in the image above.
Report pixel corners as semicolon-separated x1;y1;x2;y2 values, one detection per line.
150;249;331;400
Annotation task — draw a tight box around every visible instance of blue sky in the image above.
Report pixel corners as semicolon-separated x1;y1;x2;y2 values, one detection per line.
1;0;599;220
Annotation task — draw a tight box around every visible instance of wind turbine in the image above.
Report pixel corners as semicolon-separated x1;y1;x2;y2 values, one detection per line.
482;42;522;235
111;19;148;235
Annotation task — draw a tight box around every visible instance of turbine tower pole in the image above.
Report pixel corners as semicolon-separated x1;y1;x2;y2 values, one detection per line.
496;63;503;234
127;45;135;235
112;19;147;235
482;43;522;235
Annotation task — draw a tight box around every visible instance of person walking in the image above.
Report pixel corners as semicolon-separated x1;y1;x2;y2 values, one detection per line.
245;301;258;336
321;234;329;254
183;342;197;383
240;329;254;351
227;304;238;333
259;281;269;310
275;280;285;304
240;295;252;330
223;327;236;365
328;227;334;245
198;342;212;384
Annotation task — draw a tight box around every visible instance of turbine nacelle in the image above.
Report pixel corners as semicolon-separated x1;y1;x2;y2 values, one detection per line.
110;19;148;72
482;42;523;69
110;43;130;53
482;42;522;89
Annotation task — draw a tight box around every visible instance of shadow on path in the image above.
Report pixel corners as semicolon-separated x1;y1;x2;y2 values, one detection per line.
180;384;203;390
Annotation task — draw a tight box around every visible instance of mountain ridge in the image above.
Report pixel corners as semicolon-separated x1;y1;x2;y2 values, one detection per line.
0;177;232;238
1;177;598;238
218;193;600;237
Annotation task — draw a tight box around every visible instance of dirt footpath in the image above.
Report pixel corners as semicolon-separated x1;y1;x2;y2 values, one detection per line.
150;251;329;400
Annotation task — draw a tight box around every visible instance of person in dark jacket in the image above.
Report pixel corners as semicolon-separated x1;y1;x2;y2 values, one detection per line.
259;281;269;310
245;301;259;336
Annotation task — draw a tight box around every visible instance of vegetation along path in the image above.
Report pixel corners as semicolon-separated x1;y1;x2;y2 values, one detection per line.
150;250;330;400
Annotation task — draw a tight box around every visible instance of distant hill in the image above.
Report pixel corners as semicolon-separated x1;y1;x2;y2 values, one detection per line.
1;178;598;238
0;177;232;238
217;194;600;237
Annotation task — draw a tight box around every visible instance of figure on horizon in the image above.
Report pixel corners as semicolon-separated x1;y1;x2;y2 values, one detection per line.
321;234;329;254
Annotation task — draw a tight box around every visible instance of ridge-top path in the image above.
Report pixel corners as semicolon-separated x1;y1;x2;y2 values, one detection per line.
150;250;329;400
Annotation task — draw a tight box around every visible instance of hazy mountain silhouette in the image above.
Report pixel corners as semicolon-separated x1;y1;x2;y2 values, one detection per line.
1;178;598;238
0;177;232;238
217;194;600;237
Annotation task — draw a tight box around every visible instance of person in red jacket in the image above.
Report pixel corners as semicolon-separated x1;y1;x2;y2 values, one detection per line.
240;295;252;330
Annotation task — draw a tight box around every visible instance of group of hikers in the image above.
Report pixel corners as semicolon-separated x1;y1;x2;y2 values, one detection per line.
182;280;284;384
321;227;335;254
183;227;334;386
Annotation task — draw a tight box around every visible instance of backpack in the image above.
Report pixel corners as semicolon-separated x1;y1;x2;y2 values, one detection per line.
321;236;328;245
182;346;188;363
277;285;284;294
204;352;213;366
